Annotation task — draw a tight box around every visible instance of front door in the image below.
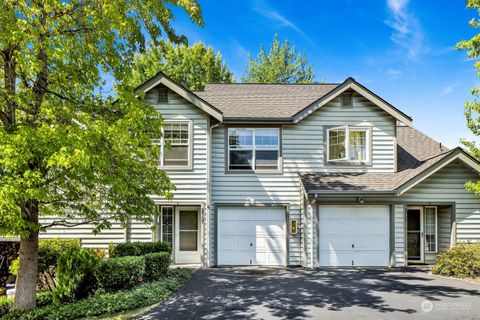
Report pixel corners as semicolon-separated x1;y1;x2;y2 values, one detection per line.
407;207;424;263
175;207;201;264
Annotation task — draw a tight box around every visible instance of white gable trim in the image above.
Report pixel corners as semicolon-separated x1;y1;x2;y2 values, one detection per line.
396;150;480;196
138;73;223;121
293;78;413;127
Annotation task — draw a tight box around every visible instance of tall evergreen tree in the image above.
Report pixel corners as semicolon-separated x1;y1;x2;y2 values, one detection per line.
242;35;314;83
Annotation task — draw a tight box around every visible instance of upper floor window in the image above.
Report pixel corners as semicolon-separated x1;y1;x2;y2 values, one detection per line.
327;126;370;162
228;128;280;171
160;121;191;168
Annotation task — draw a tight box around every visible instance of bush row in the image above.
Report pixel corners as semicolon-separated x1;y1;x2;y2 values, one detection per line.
432;243;480;278
112;241;171;257
6;269;193;320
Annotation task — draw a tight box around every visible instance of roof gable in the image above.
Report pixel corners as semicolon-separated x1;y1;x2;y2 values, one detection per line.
292;78;413;126
136;72;223;121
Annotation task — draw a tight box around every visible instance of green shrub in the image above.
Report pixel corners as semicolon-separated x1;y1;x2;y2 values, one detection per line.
0;291;53;317
96;256;145;290
7;269;193;320
53;247;100;303
144;252;171;281
38;238;81;273
8;256;20;276
432;243;480;278
36;291;53;308
0;296;13;317
113;241;171;257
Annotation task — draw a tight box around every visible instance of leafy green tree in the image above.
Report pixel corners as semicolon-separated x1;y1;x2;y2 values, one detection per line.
126;41;233;90
0;0;202;310
242;35;315;83
458;0;480;194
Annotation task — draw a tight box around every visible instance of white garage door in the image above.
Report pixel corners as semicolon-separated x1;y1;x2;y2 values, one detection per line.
217;207;286;266
319;205;390;267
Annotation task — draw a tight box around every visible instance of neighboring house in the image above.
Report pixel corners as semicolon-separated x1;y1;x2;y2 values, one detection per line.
40;72;480;268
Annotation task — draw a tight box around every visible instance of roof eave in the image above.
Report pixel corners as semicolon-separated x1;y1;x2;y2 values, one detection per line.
307;190;396;196
222;117;293;124
395;148;480;196
135;71;224;121
292;77;413;127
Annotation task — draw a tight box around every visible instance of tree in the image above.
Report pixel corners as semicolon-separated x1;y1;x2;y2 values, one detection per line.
458;0;480;195
126;41;233;90
0;0;202;310
241;35;315;83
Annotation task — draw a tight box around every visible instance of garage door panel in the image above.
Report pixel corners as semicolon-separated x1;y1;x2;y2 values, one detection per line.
218;207;286;266
218;221;253;236
319;206;390;267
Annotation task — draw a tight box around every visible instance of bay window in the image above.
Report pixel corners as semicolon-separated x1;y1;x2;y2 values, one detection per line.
228;128;280;171
327;126;369;162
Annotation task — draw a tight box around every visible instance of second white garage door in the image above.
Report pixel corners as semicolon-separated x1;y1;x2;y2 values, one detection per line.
319;205;390;267
217;207;286;266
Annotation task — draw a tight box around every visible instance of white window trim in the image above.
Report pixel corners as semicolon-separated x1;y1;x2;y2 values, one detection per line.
326;126;370;163
424;206;438;253
159;206;174;245
227;128;281;172
159;120;192;169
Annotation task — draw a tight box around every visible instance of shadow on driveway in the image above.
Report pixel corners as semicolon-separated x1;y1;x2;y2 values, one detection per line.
136;267;480;320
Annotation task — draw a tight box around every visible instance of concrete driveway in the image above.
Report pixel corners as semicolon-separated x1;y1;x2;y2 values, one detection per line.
136;267;480;320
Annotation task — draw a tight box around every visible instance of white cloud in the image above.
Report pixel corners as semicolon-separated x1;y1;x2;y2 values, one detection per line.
387;69;403;79
254;7;314;46
442;83;458;95
385;0;426;61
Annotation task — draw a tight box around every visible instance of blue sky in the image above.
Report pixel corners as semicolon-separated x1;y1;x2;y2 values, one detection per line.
168;0;480;148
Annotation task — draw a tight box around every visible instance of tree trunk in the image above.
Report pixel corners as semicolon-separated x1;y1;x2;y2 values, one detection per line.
13;203;39;311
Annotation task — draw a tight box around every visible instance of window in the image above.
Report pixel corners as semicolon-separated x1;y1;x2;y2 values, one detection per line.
228;128;280;171
158;86;168;103
425;206;437;253
161;121;191;167
160;206;173;246
327;126;369;162
342;92;353;108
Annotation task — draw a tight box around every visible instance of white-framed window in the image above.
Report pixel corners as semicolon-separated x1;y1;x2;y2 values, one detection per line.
158;206;174;246
157;121;191;168
228;128;280;171
425;206;438;253
327;126;370;162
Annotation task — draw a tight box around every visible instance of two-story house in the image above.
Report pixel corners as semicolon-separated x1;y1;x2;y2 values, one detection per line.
41;72;480;268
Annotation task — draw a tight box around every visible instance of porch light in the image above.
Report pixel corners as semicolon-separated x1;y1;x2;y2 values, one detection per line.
290;219;298;235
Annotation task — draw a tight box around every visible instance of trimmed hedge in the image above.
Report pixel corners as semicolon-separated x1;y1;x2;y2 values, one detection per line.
96;256;145;290
144;252;171;281
113;241;171;257
432;243;480;278
6;269;193;320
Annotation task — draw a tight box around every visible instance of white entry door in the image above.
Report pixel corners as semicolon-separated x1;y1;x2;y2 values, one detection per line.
217;207;286;266
319;205;390;267
174;207;201;264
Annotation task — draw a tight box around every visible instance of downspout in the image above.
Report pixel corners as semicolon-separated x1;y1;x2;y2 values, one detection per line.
310;195;317;269
206;120;221;267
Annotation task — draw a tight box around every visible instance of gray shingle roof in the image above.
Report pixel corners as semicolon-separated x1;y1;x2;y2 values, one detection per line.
300;125;456;193
194;83;339;118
